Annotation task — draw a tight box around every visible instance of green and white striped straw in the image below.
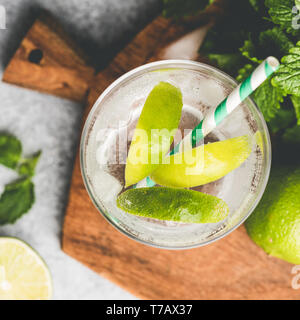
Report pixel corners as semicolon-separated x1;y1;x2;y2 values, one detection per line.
170;56;280;154
137;56;280;188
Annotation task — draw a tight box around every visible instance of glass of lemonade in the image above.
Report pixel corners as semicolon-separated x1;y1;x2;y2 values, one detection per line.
80;60;271;249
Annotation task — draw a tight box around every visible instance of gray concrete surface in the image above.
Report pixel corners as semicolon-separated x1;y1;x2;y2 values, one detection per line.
0;0;160;300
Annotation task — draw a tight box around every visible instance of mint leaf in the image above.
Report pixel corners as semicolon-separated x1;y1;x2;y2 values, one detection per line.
259;28;294;55
163;0;213;18
282;124;300;143
265;0;299;35
237;64;285;121
291;95;300;124
0;133;22;170
267;108;295;133
240;28;294;64
18;151;42;177
272;41;300;96
253;79;285;121
0;178;35;225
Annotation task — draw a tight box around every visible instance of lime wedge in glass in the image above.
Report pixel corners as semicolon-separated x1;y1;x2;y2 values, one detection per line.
151;135;252;188
125;81;183;187
0;238;52;300
117;187;229;224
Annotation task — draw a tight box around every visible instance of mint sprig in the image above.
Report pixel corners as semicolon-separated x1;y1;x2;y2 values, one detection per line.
162;0;300;162
265;0;299;35
187;0;300;151
0;133;41;225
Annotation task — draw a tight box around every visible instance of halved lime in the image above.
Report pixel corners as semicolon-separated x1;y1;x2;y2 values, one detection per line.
151;135;252;188
117;187;229;224
0;238;52;300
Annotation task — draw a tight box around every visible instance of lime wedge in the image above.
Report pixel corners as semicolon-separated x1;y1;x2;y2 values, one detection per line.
151;135;252;188
0;238;52;300
125;82;183;187
117;187;229;224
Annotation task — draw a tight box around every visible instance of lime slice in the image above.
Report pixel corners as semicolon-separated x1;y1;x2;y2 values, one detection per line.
125;82;183;187
117;187;229;224
0;238;52;300
151;135;252;188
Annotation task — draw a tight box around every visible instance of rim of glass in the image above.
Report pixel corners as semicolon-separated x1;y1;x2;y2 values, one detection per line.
80;59;272;250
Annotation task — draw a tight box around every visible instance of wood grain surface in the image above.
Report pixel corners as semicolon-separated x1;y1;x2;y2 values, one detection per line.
61;16;299;300
2;12;95;102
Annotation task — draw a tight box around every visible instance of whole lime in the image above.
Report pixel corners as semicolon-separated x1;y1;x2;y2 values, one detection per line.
245;166;300;264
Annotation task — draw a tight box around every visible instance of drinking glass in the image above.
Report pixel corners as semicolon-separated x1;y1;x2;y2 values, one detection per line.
80;60;271;249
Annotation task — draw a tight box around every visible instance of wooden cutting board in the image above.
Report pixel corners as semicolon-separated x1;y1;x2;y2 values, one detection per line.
3;11;299;300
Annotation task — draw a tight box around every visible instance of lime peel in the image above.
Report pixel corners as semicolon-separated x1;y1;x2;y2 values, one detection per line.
117;187;229;224
151;135;252;188
125;81;183;187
